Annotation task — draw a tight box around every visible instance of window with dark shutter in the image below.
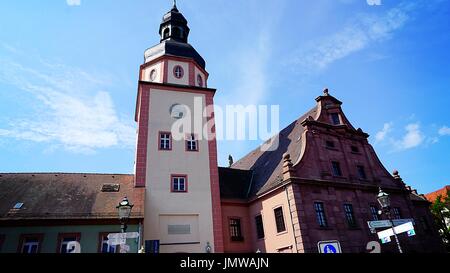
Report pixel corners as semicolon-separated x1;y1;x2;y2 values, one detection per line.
357;165;367;179
332;161;343;176
331;113;341;125
274;207;286;233
255;215;265;239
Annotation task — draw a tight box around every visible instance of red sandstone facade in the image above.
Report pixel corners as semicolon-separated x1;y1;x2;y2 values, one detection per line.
219;91;444;253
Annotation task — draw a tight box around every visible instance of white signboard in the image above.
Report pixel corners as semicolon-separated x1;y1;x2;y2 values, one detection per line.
377;222;415;239
368;219;415;230
108;232;139;239
318;241;342;254
108;238;126;246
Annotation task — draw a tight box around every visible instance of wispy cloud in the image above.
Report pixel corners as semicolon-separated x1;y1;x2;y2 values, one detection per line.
375;122;393;142
289;1;417;73
374;121;444;152
393;123;425;151
0;47;135;154
66;0;81;6
439;126;450;136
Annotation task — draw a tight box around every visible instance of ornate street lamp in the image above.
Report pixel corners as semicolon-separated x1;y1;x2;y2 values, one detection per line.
377;188;403;253
117;197;134;233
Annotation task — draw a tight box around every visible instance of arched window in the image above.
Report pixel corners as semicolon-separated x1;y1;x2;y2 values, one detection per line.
163;28;170;39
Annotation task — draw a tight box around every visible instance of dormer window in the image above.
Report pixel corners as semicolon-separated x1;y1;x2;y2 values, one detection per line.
331;113;341;125
13;203;24;210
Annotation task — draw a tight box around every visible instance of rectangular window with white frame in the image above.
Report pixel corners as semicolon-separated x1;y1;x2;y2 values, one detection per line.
99;233;117;253
186;134;198;152
159;132;172;150
19;234;43;254
57;233;81;254
171;175;188;193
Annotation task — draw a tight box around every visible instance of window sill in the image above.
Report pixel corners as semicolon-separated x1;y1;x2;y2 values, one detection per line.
276;230;288;236
325;147;339;151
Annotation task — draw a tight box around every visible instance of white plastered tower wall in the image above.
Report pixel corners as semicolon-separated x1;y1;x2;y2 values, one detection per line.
134;3;223;253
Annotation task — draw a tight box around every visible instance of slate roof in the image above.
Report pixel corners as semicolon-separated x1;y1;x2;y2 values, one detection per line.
231;107;318;197
144;40;206;69
0;173;144;221
218;167;253;200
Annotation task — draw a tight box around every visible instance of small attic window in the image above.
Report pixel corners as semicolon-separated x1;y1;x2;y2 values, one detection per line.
331;113;341;125
13;203;24;209
101;184;120;193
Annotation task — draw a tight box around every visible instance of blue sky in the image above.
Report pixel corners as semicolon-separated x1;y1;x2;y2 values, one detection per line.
0;0;449;194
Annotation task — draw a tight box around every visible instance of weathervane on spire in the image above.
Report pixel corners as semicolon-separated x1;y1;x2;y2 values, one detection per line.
173;0;177;8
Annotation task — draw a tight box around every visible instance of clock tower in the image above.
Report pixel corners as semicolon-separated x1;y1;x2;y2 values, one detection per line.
134;3;224;253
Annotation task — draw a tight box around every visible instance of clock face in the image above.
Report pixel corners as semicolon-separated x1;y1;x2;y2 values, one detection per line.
170;104;187;119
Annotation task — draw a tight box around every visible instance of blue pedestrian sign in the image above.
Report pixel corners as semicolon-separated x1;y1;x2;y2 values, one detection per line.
318;240;342;254
324;245;337;253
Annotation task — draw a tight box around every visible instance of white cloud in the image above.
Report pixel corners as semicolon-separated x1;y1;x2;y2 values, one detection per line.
0;50;135;154
439;126;450;136
289;1;415;72
66;0;81;6
374;121;440;152
394;123;425;151
375;122;392;142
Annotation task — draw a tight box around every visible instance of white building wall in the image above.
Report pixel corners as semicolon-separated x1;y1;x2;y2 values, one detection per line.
143;88;214;253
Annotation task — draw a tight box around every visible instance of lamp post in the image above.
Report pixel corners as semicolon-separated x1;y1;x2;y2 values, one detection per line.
117;197;134;233
377;188;403;253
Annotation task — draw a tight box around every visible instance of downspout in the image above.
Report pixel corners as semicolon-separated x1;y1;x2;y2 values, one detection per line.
285;185;299;253
137;219;143;253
